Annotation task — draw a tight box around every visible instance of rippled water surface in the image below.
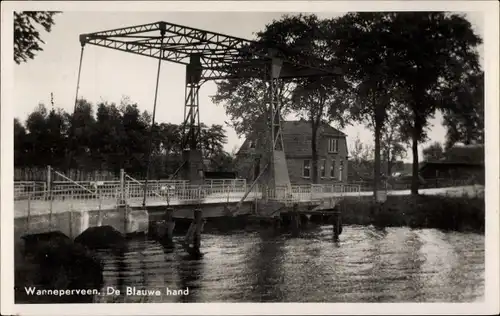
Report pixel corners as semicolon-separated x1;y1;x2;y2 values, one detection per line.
93;225;484;303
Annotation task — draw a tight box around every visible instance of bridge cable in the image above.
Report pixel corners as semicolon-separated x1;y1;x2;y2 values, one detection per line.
142;31;166;208
66;44;86;173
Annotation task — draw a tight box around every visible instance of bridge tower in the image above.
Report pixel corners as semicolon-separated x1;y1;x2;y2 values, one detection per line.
181;53;204;185
261;55;292;194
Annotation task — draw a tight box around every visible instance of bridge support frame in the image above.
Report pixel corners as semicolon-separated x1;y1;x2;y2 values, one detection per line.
180;53;204;184
262;54;292;198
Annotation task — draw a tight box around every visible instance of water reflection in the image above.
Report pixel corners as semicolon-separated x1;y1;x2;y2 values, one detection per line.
93;225;484;303
177;253;204;302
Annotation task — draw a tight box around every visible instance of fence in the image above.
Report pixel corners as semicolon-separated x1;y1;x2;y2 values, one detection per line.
14;167;118;182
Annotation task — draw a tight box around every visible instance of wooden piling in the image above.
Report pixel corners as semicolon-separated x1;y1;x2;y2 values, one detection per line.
291;204;301;237
332;209;342;241
163;208;175;246
193;209;203;251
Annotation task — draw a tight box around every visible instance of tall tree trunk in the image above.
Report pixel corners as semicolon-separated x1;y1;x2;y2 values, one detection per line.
374;120;382;200
387;157;393;178
411;123;420;195
311;125;319;184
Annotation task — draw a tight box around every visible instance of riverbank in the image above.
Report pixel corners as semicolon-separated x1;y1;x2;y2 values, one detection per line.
338;195;485;233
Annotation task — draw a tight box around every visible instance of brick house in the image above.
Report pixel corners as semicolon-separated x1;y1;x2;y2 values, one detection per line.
234;120;349;184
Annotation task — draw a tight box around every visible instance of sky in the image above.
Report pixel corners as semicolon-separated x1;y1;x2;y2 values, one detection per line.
13;11;485;162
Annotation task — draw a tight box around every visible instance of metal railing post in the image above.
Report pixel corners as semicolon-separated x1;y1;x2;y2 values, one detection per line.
26;192;31;234
47;165;52;201
49;188;54;231
120;169;125;205
69;189;74;238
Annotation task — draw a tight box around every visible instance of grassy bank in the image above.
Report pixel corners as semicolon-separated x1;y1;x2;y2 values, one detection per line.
338;195;485;233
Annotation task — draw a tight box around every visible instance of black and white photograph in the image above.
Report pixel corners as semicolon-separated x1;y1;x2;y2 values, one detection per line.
1;1;499;315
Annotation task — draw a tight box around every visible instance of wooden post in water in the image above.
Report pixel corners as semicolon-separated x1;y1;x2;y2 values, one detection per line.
291;204;300;237
162;207;175;247
332;208;342;241
193;209;203;252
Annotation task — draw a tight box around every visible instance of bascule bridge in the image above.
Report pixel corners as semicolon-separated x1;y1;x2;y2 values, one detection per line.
76;21;341;194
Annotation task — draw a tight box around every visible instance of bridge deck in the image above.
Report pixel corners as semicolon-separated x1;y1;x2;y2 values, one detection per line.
13;185;483;219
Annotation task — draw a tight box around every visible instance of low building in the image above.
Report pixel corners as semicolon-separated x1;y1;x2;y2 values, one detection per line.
419;144;484;183
235;120;349;184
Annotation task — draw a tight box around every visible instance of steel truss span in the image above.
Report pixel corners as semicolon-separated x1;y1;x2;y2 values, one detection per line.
79;21;342;81
76;20;342;192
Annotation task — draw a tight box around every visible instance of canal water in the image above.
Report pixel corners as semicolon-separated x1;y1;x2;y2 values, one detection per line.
93;225;484;303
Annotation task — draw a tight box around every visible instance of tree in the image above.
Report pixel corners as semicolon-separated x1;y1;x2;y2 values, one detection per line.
15;96;232;179
14;11;60;64
212;76;292;138
380;109;407;176
213;14;351;184
332;13;397;199
69;99;96;171
441;70;484;149
388;12;482;194
24;103;50;167
285;16;351;183
422;141;445;162
348;135;375;181
200;124;227;160
92;101;124;172
14;118;27;167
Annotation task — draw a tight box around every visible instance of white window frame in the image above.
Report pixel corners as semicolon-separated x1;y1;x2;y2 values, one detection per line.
328;138;339;153
330;160;336;178
303;159;311;178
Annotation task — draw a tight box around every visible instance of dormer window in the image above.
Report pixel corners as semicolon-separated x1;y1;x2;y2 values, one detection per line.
328;138;339;153
248;140;255;149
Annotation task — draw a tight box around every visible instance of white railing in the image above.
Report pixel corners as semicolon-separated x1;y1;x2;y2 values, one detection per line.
13;179;484;213
204;178;246;188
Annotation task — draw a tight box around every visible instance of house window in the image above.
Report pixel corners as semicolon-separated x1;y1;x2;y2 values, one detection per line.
328;138;339;153
330;160;336;178
303;160;311;178
248;140;255;149
320;159;326;178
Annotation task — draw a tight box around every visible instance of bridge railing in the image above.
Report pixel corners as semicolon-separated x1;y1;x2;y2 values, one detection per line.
14;181;46;198
204;179;246;188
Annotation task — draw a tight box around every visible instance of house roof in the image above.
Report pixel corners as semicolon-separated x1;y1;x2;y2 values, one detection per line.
281;120;346;137
236;120;347;157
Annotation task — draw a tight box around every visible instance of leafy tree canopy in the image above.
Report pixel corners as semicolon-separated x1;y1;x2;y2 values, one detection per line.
14;11;60;64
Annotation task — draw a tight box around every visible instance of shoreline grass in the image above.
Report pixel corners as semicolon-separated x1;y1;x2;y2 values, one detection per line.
337;195;485;234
